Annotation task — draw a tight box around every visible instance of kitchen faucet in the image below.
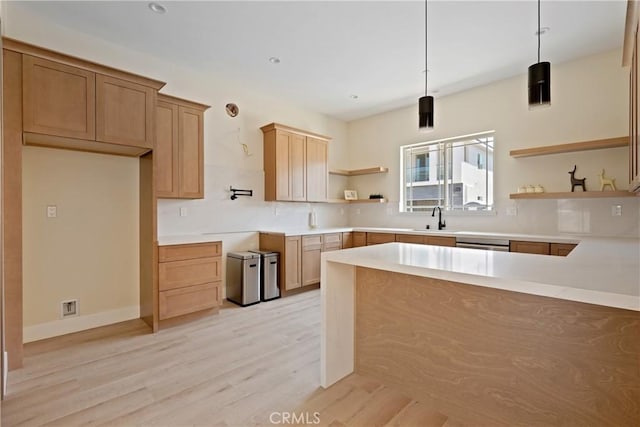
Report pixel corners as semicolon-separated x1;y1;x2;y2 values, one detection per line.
432;206;446;230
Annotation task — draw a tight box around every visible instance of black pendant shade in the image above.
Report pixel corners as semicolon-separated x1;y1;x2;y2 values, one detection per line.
528;61;551;106
419;95;434;129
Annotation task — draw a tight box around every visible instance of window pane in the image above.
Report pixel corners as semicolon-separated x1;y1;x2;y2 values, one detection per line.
400;133;493;213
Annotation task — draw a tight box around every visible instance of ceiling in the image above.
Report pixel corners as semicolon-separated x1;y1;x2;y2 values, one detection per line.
9;1;627;122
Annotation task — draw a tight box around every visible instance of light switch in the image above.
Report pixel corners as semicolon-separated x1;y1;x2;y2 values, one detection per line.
47;205;57;218
611;204;622;217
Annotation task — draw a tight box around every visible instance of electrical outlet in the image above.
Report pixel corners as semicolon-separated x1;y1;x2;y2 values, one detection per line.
611;204;622;217
179;207;188;217
386;206;393;215
340;208;345;216
61;299;78;318
47;205;57;218
356;208;361;215
506;206;517;216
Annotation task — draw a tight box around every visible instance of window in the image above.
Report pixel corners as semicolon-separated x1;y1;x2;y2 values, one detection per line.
400;131;494;212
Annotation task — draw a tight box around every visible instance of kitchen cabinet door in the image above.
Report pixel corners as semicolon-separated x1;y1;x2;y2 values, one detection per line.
396;234;426;244
366;232;396;245
509;240;550;255
155;100;179;197
342;232;353;249
290;133;307;201
22;55;96;140
302;235;322;286
96;74;155;149
178;105;204;198
285;236;302;290
306;137;328;202
425;236;456;247
549;243;576;257
352;232;367;247
633;20;640;191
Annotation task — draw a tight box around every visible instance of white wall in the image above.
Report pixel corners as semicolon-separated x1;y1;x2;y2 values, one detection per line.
22;147;140;342
346;49;639;237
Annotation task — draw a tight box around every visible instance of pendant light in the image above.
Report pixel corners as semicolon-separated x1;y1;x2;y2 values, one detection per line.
418;0;434;130
528;0;550;107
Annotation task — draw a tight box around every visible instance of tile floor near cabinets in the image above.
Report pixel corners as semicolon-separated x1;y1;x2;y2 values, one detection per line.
3;290;462;427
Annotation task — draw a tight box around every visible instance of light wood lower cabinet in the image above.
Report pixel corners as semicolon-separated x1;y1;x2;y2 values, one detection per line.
159;282;220;320
510;240;550;255
396;234;424;244
352;232;367;247
322;233;342;252
366;232;396;245
302;235;322;286
158;241;222;321
425;236;456;247
342;232;353;249
550;243;577;256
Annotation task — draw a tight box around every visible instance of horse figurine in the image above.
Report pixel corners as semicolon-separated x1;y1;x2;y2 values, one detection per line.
597;169;616;191
568;165;586;192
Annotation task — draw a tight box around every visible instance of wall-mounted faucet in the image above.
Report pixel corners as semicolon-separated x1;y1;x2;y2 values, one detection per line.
432;206;446;230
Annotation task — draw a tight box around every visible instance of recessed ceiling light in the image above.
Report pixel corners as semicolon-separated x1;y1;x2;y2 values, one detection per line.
268;57;281;64
535;26;550;36
349;94;359;100
148;2;166;14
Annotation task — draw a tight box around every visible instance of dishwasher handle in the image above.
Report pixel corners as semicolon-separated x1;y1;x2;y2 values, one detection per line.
456;242;509;252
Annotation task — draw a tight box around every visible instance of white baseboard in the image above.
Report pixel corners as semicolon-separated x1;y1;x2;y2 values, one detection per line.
23;305;140;343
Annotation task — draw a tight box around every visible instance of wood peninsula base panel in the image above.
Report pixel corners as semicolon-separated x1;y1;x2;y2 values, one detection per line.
354;267;640;426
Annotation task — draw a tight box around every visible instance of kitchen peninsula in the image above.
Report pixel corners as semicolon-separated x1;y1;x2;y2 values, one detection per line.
321;238;640;426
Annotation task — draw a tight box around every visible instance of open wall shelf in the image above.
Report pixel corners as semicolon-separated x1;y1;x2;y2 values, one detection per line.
509;137;628;158
510;191;635;199
327;198;388;204
329;167;388;176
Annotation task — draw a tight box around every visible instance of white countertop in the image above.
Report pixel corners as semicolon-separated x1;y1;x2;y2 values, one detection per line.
322;238;640;311
159;227;581;245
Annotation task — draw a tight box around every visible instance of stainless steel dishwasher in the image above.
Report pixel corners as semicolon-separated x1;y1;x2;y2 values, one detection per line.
226;252;261;306
249;250;280;301
456;236;510;251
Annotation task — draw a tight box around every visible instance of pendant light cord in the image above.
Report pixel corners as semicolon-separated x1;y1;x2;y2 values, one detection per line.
425;0;428;96
537;0;541;63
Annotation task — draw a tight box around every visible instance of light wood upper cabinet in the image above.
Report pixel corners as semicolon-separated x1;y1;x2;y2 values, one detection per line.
306;137;328;202
178;106;205;198
96;74;155;149
290;132;307;201
22;55;96;140
156;101;179;197
155;94;209;199
261;123;330;202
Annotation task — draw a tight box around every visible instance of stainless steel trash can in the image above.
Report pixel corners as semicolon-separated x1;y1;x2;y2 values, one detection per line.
250;250;280;301
226;252;261;307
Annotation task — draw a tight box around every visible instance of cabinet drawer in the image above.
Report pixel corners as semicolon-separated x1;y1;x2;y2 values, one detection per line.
322;242;342;252
396;234;425;244
159;257;221;291
352;232;367;247
510;240;550;255
302;235;323;249
323;233;342;245
425;236;456;247
159;242;221;262
367;232;396;245
159;282;220;320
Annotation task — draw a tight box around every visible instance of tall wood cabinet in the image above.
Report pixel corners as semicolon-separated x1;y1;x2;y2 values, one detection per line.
625;1;640;192
261;123;330;202
155;94;209;199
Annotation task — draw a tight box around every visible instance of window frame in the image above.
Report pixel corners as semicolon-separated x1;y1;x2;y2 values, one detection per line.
399;131;495;214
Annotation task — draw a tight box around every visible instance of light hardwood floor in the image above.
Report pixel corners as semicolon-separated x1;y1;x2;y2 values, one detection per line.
2;290;463;426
